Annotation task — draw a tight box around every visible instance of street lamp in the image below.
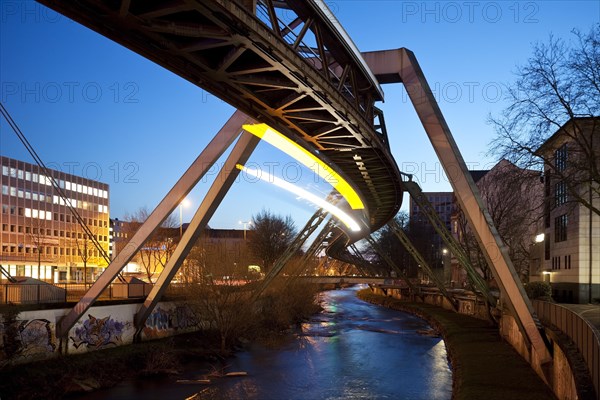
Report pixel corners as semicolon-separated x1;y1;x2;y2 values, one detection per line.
239;220;252;240
179;198;191;238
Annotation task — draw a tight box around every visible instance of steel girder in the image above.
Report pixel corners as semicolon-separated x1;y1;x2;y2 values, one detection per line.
362;48;552;367
134;120;260;338
37;0;403;237
386;219;457;309
253;207;328;298
401;178;495;306
56;111;249;338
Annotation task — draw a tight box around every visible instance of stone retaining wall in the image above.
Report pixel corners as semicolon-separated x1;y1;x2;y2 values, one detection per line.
0;301;198;366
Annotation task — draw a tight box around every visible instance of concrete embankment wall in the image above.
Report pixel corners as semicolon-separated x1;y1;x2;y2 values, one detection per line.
0;301;198;366
370;286;580;400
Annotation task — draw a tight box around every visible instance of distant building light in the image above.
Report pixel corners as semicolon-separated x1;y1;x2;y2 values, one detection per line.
535;233;545;243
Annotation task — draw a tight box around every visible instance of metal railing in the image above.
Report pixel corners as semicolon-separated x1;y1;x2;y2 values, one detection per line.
533;300;600;400
0;282;152;305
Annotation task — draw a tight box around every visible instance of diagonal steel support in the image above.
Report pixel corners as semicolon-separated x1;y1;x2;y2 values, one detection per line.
363;48;551;365
401;178;495;305
253;208;328;299
56;111;249;338
134;126;259;337
347;244;375;276
387;219;457;309
365;235;418;294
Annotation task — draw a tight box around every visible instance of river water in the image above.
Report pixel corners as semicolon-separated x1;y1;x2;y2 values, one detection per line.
86;285;452;400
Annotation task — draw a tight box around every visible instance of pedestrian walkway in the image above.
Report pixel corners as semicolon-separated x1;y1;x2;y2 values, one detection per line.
357;289;557;400
562;304;600;333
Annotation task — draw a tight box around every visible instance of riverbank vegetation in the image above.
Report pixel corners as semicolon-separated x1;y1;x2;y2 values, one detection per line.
0;279;320;400
356;288;557;400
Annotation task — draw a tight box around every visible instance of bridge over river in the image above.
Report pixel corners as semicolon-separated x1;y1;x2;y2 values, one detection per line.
21;0;572;394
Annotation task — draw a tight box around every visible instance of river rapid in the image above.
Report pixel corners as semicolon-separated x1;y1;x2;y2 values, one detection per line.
84;285;452;400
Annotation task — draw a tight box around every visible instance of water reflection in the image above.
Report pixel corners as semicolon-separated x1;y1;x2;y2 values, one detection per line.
86;285;452;400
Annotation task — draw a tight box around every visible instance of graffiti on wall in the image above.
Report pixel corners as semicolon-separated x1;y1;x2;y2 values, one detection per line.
143;306;197;339
71;314;130;349
1;318;56;363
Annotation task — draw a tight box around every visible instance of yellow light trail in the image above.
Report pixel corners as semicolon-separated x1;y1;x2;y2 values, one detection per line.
242;123;364;210
236;164;361;232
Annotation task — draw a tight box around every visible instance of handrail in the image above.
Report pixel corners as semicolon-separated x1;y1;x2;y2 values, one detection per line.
533;300;600;400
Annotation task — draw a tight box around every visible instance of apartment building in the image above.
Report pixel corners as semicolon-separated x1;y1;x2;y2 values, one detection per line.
0;156;110;283
535;117;600;303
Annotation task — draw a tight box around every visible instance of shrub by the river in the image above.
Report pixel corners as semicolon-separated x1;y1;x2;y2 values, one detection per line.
524;281;553;301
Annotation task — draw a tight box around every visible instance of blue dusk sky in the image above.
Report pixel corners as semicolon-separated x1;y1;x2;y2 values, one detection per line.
1;1;599;231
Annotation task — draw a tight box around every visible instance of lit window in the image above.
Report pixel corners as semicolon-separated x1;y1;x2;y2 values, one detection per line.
555;144;568;172
93;188;98;197
103;205;108;213
66;181;71;191
39;210;45;220
10;187;16;196
1;166;7;176
554;214;568;242
25;171;31;181
17;169;23;179
554;181;567;207
32;209;38;218
77;184;82;193
98;204;102;212
32;173;38;183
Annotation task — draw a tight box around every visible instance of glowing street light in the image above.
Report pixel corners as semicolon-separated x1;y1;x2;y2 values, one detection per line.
179;198;191;238
239;220;252;240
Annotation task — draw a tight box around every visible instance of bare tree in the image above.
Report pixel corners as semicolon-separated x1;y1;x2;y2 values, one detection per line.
125;208;178;283
185;279;255;353
73;226;106;285
371;212;416;277
489;24;600;216
248;209;296;273
456;161;543;283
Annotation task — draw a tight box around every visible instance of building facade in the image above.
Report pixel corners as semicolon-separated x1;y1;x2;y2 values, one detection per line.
535;117;600;303
1;156;110;283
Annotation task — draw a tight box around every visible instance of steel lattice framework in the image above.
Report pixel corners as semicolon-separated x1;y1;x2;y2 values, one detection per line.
38;0;403;240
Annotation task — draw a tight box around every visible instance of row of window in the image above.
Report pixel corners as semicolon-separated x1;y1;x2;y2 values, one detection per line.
2;165;108;199
1;224;108;241
1;185;108;213
1;205;108;227
551;254;572;270
1;244;103;257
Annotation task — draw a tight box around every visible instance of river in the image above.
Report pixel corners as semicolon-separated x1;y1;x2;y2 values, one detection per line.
84;285;452;399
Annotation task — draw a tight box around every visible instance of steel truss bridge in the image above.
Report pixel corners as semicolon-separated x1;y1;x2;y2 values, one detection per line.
37;0;552;373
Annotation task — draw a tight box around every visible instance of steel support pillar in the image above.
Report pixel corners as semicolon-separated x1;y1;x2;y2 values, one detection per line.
365;235;419;294
134;129;259;336
363;48;551;365
254;209;328;299
348;244;375;277
401;178;495;305
387;219;457;309
56;110;249;338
